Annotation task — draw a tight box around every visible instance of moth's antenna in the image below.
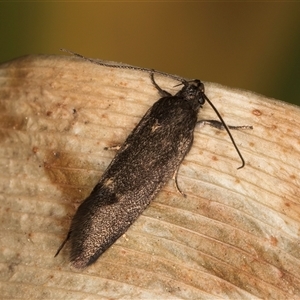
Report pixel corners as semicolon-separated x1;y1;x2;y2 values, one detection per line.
60;48;185;84
203;94;246;169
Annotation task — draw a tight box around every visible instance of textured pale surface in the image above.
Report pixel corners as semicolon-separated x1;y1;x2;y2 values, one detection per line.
0;54;299;299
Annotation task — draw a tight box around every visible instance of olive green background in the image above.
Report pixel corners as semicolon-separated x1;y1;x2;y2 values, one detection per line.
1;2;300;105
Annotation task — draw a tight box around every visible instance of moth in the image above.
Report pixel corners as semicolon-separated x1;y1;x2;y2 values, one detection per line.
55;51;252;269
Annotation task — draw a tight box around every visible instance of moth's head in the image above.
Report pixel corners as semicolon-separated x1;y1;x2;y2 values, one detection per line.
176;79;206;106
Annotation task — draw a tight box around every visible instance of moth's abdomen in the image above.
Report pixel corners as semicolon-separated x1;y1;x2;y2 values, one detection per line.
69;184;150;268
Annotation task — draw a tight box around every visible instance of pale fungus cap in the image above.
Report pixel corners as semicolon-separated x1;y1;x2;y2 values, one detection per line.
1;54;299;299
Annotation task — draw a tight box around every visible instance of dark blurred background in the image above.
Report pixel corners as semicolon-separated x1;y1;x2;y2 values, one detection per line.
1;2;299;105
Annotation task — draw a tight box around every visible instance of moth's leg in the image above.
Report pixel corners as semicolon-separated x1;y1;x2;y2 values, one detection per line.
150;72;172;98
54;231;71;257
198;120;252;169
198;120;253;131
104;145;121;151
173;168;186;198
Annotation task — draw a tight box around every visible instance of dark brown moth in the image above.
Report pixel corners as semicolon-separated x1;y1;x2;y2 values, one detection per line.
55;52;252;269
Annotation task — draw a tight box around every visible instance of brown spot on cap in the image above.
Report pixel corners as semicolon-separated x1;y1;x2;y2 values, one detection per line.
32;146;38;154
270;236;278;246
212;155;218;162
252;109;262;116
